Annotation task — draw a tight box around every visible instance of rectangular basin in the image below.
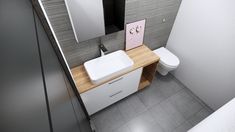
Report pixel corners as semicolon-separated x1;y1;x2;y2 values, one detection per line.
84;50;134;84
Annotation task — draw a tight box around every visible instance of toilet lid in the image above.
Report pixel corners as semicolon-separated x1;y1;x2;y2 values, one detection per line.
154;47;180;67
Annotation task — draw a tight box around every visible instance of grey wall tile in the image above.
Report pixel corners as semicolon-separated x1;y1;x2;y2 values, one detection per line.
41;0;181;68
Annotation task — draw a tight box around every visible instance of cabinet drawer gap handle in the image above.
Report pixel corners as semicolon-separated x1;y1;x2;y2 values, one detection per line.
109;90;123;98
108;77;123;84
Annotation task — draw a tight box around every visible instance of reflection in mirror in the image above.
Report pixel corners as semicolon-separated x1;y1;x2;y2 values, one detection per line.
103;0;125;34
65;0;106;43
65;0;126;43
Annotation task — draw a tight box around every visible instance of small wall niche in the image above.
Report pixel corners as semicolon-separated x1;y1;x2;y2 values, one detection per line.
103;0;125;34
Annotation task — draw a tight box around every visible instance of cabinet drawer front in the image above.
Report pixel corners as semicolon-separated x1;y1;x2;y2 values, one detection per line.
81;68;143;115
106;68;142;103
80;83;110;115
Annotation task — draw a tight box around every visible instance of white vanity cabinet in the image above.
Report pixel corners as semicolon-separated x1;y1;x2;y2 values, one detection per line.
81;68;143;115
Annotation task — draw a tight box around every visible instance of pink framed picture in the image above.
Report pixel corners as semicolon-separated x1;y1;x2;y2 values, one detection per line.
125;19;146;50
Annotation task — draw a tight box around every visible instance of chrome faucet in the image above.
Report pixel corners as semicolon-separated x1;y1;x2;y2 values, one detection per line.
99;44;108;56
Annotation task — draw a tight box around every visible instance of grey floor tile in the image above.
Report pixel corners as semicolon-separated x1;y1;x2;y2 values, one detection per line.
137;83;167;108
113;125;132;132
127;111;156;132
117;94;147;122
145;122;165;132
91;105;126;132
173;121;193;132
149;100;185;132
184;88;214;113
188;108;212;127
204;106;214;114
155;74;182;98
168;89;203;119
90;73;212;132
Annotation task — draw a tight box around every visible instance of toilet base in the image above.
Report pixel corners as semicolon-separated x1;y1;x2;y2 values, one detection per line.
157;64;170;76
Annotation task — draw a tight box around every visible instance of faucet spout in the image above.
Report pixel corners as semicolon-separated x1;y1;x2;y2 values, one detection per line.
99;44;108;56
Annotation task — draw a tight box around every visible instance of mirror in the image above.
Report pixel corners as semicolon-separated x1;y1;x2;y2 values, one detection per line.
103;0;125;34
65;0;126;43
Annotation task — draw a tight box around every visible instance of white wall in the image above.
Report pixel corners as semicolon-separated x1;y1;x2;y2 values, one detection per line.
166;0;235;110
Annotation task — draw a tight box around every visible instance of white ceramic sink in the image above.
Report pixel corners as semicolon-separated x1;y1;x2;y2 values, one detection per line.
84;50;134;84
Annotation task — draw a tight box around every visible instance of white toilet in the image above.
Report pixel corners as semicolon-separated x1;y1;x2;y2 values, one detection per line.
153;47;180;76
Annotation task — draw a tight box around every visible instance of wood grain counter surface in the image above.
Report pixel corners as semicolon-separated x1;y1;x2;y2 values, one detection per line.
71;45;160;94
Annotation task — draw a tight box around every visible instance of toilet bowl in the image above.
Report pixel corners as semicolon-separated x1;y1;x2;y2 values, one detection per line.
153;47;180;76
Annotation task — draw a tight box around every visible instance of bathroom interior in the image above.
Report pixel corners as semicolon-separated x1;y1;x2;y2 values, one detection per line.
1;0;235;132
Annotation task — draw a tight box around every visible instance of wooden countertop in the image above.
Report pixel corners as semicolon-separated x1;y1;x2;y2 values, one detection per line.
71;45;160;93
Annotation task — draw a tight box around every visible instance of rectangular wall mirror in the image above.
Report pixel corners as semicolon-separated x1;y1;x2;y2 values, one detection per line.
65;0;126;43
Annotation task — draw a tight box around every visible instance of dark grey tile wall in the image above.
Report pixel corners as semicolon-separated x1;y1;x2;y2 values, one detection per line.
41;0;181;68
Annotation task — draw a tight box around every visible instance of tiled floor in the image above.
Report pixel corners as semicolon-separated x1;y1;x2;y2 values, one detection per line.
91;73;213;132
